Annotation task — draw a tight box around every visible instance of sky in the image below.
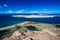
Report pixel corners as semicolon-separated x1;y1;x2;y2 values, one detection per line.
0;0;60;14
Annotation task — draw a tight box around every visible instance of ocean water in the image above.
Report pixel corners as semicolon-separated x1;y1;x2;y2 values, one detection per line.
0;14;26;28
0;14;60;28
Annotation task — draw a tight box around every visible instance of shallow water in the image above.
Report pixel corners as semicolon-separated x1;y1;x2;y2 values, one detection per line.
0;14;60;28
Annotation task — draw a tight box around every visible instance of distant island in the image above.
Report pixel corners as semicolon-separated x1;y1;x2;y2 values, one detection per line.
12;14;55;18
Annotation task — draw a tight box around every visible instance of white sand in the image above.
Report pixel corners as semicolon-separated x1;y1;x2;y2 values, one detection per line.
0;21;30;30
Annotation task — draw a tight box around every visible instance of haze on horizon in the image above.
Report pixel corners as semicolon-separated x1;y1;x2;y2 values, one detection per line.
0;0;60;14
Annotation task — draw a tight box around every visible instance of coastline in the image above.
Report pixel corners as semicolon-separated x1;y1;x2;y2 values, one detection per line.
0;21;29;30
0;21;60;30
0;25;16;30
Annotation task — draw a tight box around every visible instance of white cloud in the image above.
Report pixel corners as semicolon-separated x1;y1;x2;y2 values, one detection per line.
8;10;13;13
29;11;40;13
0;6;2;8
40;11;58;13
42;8;48;11
16;10;25;13
4;4;7;7
5;10;13;13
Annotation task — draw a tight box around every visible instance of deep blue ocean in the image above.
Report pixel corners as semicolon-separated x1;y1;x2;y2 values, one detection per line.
0;14;60;28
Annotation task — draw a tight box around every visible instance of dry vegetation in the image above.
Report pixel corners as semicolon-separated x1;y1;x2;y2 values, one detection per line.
0;21;60;40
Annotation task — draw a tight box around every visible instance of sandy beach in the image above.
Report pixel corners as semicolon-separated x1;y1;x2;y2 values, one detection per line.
0;21;30;30
0;21;37;30
0;21;60;30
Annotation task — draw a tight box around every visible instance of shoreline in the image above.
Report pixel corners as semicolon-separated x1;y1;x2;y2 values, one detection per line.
0;21;29;30
0;25;16;30
0;21;60;30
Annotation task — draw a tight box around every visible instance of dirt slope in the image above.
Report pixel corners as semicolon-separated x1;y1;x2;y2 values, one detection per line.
2;29;60;40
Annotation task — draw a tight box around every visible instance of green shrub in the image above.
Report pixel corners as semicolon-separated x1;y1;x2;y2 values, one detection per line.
19;27;28;33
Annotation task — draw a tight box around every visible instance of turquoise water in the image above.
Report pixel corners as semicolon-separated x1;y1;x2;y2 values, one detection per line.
0;14;26;28
0;14;60;28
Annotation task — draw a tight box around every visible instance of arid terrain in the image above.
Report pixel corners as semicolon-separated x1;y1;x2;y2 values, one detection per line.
0;21;60;40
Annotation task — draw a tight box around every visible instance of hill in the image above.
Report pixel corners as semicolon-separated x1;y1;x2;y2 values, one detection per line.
0;21;60;40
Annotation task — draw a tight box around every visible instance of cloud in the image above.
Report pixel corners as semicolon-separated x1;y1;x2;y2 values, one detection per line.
16;10;25;13
0;6;2;8
8;10;13;13
5;10;13;13
29;10;40;13
4;4;7;7
3;10;25;13
42;8;48;11
0;4;7;9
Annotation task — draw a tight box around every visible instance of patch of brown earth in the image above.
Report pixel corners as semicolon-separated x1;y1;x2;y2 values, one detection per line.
2;29;60;40
23;21;37;26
